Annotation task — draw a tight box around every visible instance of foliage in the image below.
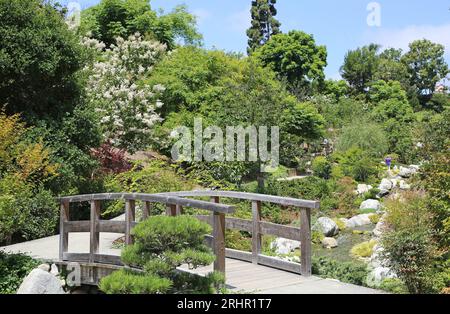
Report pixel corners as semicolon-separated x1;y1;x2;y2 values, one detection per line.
0;251;39;294
350;240;377;258
332;148;379;183
402;39;449;97
0;0;84;122
254;30;327;92
281;102;325;140
336;122;388;157
340;44;380;93
312;256;369;286
91;143;132;175
84;33;166;152
312;156;331;179
100;216;224;294
379;278;409;294
104;160;196;216
79;0;202;49
246;0;281;54
382;192;447;294
0;112;59;243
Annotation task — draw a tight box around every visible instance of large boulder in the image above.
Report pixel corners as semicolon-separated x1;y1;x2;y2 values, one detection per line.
399;166;418;178
373;218;388;238
313;217;339;237
17;269;65;294
356;184;373;195
322;237;338;249
399;180;411;190
360;199;382;212
345;214;372;228
271;238;300;255
378;179;393;191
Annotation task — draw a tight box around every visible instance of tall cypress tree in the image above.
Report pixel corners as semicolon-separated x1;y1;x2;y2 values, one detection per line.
246;0;281;54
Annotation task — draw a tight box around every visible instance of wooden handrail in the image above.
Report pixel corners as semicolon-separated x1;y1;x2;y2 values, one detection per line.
58;191;315;278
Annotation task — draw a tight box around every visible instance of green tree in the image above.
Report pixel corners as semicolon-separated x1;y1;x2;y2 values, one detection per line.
0;0;84;121
253;30;327;94
80;0;202;49
336;122;388;157
402;39;449;99
246;0;281;54
340;44;380;93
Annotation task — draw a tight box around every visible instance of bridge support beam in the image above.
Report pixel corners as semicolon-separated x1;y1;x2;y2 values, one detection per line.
251;201;262;264
211;197;225;274
125;200;136;245
90;200;101;263
59;201;70;261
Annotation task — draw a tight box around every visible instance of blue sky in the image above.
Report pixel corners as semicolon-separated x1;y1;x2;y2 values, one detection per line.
66;0;450;80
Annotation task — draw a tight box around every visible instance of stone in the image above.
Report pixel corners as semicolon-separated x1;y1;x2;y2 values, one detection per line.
50;264;59;276
17;269;65;294
346;214;372;228
399;166;417;178
322;237;338;249
360;199;381;212
313;217;339;237
271;238;300;255
367;266;396;287
373;219;388;238
390;179;399;188
378;178;393;191
377;189;390;198
37;264;50;272
356;184;373;195
399;180;411;190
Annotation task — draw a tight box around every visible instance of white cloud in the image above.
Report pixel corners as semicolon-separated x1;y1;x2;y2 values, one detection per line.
228;6;251;32
192;8;212;25
366;23;450;56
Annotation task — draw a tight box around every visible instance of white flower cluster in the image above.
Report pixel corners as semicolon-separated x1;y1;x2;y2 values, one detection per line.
84;33;167;150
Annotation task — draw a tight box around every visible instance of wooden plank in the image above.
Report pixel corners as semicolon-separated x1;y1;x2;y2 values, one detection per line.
58;193;235;214
225;249;252;262
90;200;101;263
257;255;301;274
64;221;89;233
300;208;312;276
212;198;226;274
62;253;122;266
166;204;177;217
142;201;151;220
59;201;70;261
125;200;136;245
252;201;262;264
176;205;183;216
260;221;301;241
64;220;131;233
195;215;252;233
158;191;320;209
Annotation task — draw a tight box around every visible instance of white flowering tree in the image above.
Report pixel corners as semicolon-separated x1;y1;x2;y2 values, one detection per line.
84;33;166;152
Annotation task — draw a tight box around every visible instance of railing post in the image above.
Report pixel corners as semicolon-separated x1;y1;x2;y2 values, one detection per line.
142;201;151;221
176;205;183;216
59;200;70;261
90;200;101;263
211;197;225;274
300;208;312;276
252;201;262;264
166;204;177;216
125;200;136;245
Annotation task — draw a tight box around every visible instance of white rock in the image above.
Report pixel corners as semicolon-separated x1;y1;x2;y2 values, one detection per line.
313;217;339;237
17;269;65;294
373;219;388;238
399;166;417;178
367;266;396;287
37;264;50;272
360;199;381;212
50;264;59;276
271;238;300;255
346;214;372;228
356;184;373;195
379;178;393;191
390;179;399;188
322;237;338;249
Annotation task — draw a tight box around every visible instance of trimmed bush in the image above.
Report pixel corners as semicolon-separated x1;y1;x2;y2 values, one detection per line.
312;256;369;286
351;240;377;258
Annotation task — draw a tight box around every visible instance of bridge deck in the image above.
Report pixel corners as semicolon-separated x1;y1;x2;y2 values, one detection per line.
1;231;382;294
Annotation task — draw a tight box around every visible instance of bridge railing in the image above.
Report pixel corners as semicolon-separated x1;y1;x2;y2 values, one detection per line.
58;191;319;277
57;193;235;272
157;191;319;276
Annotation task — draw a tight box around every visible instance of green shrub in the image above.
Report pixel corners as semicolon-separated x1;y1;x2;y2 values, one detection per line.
0;251;39;294
379;278;408;294
351;240;377;258
369;214;380;224
100;216;224;294
312;156;332;179
312;256;369;286
336;122;388;157
312;231;325;244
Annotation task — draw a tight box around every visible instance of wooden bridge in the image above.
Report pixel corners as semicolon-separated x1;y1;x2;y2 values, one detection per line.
1;191;383;293
57;191;316;284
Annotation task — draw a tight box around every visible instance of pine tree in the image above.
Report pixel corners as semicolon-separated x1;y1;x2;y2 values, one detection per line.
246;0;281;54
